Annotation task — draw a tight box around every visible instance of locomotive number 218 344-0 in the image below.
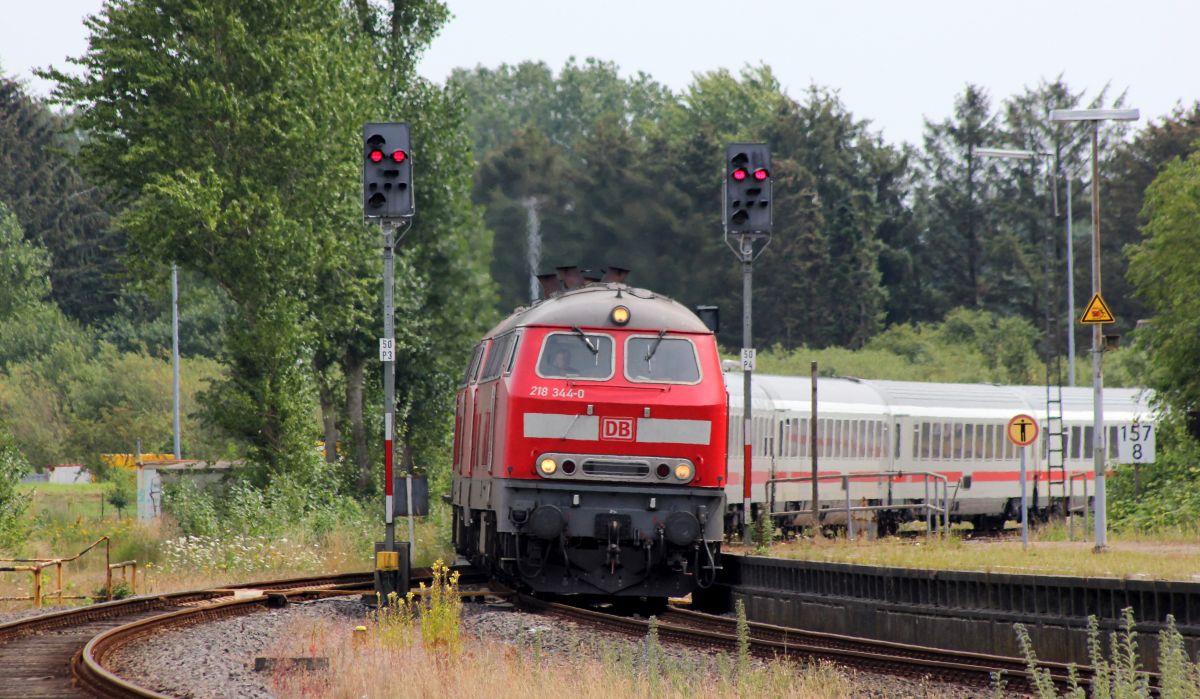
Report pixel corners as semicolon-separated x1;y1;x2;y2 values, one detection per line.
529;385;586;399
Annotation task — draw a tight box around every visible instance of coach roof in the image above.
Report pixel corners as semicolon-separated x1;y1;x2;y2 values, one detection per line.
485;283;710;337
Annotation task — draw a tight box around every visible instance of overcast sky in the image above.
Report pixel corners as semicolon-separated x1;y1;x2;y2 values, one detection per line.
4;0;1197;146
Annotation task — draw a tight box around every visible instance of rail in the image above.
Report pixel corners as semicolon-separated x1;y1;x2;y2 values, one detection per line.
0;536;134;607
1067;472;1091;541
766;471;950;539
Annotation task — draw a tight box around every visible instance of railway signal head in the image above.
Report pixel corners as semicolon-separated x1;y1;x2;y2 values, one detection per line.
363;122;414;219
724;144;772;235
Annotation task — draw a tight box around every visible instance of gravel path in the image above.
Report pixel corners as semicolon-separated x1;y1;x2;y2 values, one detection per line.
105;596;1001;698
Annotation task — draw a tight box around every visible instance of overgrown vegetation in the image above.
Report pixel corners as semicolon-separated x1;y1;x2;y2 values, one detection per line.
272;589;853;698
1006;608;1200;698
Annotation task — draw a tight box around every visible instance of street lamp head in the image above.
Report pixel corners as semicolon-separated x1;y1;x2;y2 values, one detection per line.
973;147;1041;160
1049;108;1140;122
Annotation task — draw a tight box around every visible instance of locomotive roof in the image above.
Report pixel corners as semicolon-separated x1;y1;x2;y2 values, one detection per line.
484;283;710;338
725;371;1154;421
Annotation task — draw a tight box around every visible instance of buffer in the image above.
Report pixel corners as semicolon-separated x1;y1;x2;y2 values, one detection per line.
1080;293;1115;325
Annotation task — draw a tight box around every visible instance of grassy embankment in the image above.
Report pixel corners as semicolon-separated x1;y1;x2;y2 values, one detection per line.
741;521;1200;581
0;482;451;609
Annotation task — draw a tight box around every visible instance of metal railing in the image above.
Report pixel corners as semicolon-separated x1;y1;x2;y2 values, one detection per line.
767;471;951;539
1068;472;1091;541
0;536;137;608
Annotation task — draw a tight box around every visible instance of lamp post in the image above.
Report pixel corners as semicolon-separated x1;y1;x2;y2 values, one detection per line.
1048;108;1139;552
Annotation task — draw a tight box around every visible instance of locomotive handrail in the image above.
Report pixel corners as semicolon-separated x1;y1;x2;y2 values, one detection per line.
766;471;951;540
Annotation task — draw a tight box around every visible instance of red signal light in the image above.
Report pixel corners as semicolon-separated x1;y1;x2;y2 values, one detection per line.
391;150;407;163
731;168;747;181
753;168;769;181
369;150;384;163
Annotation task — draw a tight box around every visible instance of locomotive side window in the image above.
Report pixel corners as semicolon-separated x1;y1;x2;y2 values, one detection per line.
504;331;522;375
624;336;701;384
461;343;485;387
537;332;614;380
480;332;518;382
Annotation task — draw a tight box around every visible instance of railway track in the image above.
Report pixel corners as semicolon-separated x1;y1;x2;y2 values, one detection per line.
515;595;1097;695
0;571;374;698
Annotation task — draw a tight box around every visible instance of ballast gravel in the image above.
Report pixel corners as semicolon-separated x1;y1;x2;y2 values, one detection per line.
106;595;1002;698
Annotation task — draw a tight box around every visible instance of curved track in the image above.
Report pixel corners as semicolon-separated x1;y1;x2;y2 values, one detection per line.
0;572;372;698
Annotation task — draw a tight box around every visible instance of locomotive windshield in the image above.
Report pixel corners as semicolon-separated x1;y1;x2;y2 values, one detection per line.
625;335;700;383
537;332;614;380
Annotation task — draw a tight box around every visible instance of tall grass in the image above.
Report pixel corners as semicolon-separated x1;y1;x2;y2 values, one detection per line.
1007;608;1200;698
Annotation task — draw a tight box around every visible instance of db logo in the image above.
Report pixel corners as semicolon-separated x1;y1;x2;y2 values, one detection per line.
600;417;635;441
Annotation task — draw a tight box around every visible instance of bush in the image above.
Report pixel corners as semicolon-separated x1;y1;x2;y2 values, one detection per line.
0;422;30;550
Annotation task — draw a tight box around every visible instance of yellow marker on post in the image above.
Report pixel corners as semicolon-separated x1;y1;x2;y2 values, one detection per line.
1007;413;1039;550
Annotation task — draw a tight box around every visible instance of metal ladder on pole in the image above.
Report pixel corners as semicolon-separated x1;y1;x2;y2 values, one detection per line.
1042;168;1068;515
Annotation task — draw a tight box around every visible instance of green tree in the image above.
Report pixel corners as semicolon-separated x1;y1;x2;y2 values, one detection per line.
337;1;494;490
0;203;50;318
45;0;379;472
1105;103;1200;333
917;84;1002;315
0;73;120;323
1127;150;1200;417
0;421;29;551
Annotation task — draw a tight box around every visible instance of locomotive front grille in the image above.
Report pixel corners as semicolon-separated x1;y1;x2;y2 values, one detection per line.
582;460;650;478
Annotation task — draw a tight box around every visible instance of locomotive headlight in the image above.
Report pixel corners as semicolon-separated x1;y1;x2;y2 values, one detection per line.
539;458;558;476
610;305;631;326
674;463;693;481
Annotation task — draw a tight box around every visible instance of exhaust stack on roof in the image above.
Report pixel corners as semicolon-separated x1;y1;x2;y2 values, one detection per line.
556;266;585;291
537;273;562;299
601;266;630;284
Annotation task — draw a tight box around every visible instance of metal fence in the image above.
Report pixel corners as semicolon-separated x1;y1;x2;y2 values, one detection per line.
0;536;137;608
766;471;951;539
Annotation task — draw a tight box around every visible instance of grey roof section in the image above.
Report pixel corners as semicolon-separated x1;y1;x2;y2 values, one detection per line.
726;373;889;413
721;370;1155;420
485;283;711;338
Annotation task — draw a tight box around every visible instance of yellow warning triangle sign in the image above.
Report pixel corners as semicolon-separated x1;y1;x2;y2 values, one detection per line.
1080;293;1116;325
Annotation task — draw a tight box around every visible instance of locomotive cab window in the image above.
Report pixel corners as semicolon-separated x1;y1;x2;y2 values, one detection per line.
536;331;614;380
624;335;701;384
479;332;519;382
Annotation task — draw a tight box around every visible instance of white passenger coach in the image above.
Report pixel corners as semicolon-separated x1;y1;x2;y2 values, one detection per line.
723;371;1154;533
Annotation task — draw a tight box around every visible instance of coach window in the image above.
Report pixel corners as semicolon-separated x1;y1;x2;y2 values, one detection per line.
952;423;964;459
919;423;930;459
625;335;701;384
537;332;614;380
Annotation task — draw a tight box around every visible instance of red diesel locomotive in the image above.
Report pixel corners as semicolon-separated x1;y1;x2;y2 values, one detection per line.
450;268;726;598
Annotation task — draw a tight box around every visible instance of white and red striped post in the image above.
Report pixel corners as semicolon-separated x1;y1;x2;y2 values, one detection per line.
383;224;396;550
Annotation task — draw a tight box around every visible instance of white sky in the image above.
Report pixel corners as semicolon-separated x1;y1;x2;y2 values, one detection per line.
3;0;1197;146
